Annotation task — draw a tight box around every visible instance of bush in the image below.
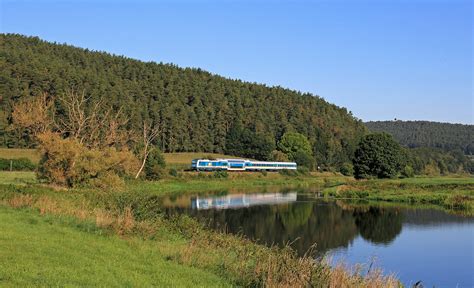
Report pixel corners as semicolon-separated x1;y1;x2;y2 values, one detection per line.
144;149;166;180
212;170;228;179
401;165;415;178
146;166;165;180
339;163;354;176
297;166;310;176
168;168;179;177
279;169;298;177
0;158;37;171
36;132;139;188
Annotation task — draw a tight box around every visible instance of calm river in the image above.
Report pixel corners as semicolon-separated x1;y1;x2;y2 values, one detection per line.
161;189;474;287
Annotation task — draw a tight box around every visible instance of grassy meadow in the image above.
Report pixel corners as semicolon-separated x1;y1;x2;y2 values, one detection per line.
0;206;230;287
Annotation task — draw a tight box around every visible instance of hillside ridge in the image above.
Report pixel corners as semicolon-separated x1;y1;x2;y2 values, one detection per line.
0;33;366;168
365;120;473;155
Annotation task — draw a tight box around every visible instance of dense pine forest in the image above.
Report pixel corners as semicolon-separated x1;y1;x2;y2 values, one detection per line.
0;34;366;169
366;121;473;155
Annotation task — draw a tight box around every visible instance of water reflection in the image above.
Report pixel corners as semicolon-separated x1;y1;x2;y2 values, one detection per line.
191;193;297;210
161;190;474;287
162;192;473;256
163;192;408;255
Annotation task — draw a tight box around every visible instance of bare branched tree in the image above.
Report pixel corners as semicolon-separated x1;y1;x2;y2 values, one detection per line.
56;89;130;149
135;120;160;179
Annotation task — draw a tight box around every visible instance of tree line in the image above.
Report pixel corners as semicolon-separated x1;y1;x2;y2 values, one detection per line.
365;121;474;155
0;34;366;172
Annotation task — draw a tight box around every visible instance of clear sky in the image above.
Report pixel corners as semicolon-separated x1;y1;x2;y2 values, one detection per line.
1;0;472;124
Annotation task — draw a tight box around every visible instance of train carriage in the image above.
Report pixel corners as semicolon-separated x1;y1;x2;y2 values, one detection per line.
191;158;297;171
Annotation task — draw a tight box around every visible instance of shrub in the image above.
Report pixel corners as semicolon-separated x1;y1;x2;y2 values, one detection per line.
260;170;268;177
213;170;228;179
297;166;310;175
146;166;165;180
401;165;415;178
36;131;139;188
423;162;441;176
279;169;298;177
144;149;166;180
168;168;179;177
339;163;354;176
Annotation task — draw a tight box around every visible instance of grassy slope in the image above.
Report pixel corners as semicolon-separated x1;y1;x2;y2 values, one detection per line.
0;206;230;287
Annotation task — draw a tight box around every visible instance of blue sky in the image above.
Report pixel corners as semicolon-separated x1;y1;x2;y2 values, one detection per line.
1;0;472;124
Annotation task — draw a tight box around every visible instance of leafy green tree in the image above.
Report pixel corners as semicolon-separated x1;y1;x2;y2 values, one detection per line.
277;132;313;168
292;150;315;170
353;133;406;179
225;125;274;160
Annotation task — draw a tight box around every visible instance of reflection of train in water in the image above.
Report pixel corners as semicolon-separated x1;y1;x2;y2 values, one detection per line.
191;193;297;210
191;159;297;171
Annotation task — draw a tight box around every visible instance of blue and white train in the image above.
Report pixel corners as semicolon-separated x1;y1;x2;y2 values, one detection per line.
191;158;297;171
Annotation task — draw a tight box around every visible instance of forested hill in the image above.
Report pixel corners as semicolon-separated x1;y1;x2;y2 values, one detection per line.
365;121;474;155
0;34;366;167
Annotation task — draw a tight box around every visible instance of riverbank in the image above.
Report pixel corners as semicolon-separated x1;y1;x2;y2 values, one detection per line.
321;177;474;214
1;171;473;213
0;172;472;286
0;172;402;287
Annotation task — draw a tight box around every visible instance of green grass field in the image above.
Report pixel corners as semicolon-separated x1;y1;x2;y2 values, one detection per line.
0;171;37;185
0;206;230;287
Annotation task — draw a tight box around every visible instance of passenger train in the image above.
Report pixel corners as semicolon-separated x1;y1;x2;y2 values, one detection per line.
191;158;297;171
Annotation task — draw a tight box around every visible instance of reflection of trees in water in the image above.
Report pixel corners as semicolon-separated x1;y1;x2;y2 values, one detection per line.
352;207;403;245
191;202;361;256
162;197;408;255
162;195;474;257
